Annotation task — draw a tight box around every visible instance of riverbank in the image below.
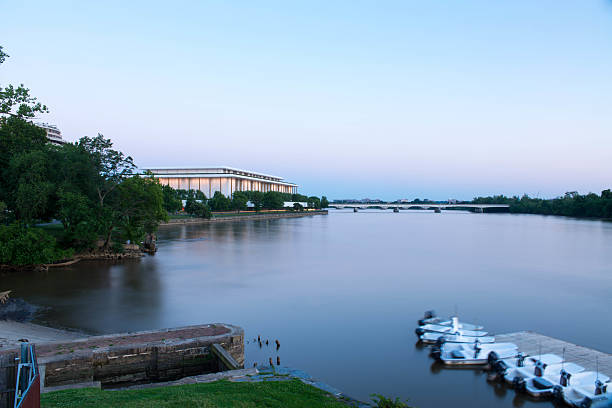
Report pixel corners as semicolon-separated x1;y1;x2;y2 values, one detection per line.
161;210;328;226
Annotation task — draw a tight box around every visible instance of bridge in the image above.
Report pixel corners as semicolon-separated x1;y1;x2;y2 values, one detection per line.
329;203;510;213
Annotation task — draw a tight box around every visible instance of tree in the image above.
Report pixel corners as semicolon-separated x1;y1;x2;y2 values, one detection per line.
231;191;248;211
0;46;48;119
209;191;231;212
263;191;284;210
293;202;304;211
0;222;72;266
116;176;167;244
321;196;329;208
57;190;98;250
77;135;137;248
249;191;264;211
10;150;54;222
161;184;182;213
307;196;321;209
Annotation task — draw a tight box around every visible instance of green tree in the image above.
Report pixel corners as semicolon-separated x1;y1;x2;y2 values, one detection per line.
116;176;167;244
321;196;329;208
161;184;182;213
9;150;54;222
0;222;72;266
263;191;284;210
57;190;98;250
307;196;321;209
231;191;248;211
77;135;136;248
0;46;48;120
249;191;264;211
209;191;231;212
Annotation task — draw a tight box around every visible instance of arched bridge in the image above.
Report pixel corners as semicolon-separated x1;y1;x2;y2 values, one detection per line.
329;203;510;213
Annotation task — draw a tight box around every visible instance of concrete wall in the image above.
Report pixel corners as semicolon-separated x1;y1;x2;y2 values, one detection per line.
0;324;244;391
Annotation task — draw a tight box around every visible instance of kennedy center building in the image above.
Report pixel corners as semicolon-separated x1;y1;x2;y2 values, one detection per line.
146;167;298;197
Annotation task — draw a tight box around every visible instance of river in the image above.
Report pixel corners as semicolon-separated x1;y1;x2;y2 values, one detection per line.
3;210;612;407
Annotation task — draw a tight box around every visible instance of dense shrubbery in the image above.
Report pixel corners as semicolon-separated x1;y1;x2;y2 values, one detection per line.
0;222;73;265
472;190;612;219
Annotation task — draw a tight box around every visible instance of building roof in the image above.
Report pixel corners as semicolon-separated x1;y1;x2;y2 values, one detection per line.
143;166;297;186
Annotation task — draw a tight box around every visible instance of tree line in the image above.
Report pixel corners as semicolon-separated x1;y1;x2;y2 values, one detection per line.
472;190;612;219
162;187;328;218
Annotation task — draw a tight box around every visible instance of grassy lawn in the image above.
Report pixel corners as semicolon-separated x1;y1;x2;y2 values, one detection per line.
41;379;351;408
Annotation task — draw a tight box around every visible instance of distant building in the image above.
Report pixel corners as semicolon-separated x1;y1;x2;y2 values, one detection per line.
36;123;66;146
145;167;298;197
448;199;458;204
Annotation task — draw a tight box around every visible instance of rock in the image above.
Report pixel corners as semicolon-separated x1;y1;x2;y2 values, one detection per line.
144;233;157;253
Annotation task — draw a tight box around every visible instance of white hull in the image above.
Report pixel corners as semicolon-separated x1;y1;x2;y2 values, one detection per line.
437;342;517;365
420;332;495;344
523;363;585;398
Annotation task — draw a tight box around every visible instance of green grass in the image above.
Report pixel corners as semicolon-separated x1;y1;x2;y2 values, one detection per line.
41;379;349;408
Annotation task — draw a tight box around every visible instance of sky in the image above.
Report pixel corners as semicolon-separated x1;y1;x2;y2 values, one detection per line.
1;0;611;200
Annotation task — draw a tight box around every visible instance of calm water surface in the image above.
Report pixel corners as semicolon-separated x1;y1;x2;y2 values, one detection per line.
4;211;612;407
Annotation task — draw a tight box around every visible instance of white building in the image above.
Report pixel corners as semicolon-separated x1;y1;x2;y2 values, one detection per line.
145;167;298;197
36;123;65;146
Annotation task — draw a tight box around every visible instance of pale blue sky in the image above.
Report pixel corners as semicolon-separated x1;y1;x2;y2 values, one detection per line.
2;1;611;200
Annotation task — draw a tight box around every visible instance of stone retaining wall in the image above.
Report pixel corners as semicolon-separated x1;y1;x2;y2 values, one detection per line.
161;210;328;226
0;323;244;392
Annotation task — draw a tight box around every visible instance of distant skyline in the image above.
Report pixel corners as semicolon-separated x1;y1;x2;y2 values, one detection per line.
2;1;611;200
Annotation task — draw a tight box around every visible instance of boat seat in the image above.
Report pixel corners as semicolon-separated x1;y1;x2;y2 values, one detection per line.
532;377;554;390
451;350;465;359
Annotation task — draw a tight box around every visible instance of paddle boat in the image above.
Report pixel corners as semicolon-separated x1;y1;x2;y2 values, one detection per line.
522;362;585;398
420;332;495;345
417;312;484;331
432;341;518;366
558;373;611;407
502;354;564;388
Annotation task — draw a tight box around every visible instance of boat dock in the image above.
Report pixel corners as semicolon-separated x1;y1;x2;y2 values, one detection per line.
496;331;612;374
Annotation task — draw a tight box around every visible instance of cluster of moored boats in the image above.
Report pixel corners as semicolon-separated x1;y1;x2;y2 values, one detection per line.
415;311;611;408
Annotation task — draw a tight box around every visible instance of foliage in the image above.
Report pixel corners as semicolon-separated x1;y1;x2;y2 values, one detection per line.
161;184;182;213
247;191;264;211
293;202;304;211
263;191;285;210
231;191;248;211
321;196;329;208
78;134;136;208
209;191;232;211
0;46;48;119
185;199;212;219
371;394;412;408
472;190;612;219
41;379;349;408
308;196;321;209
116;176;168;243
0;222;72;265
57;191;98;250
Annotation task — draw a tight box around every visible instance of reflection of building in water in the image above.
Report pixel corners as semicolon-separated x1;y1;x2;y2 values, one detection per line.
36;122;66;146
145;167;298;196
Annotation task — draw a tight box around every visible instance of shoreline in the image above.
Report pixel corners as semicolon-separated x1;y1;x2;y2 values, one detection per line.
0;210;328;273
160;209;328;226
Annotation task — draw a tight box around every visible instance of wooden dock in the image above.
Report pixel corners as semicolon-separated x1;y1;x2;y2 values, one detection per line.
496;331;612;375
